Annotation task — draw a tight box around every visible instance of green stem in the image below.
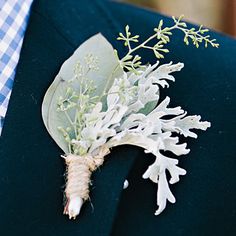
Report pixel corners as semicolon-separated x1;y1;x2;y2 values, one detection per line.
65;110;77;138
121;33;159;63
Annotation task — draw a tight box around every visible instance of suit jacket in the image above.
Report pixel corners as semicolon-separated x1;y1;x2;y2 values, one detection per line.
0;0;235;235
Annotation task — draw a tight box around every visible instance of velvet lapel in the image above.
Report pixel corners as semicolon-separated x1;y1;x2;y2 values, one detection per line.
0;0;139;235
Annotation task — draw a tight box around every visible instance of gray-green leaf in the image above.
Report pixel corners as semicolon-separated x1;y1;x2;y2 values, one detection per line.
42;33;123;153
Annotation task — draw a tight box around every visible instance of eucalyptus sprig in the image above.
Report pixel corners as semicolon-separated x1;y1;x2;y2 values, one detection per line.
57;55;100;154
117;15;219;73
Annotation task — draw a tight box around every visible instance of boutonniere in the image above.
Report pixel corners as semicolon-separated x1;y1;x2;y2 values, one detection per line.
42;15;218;219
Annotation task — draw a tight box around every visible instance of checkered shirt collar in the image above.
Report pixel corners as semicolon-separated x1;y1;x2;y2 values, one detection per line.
0;0;33;135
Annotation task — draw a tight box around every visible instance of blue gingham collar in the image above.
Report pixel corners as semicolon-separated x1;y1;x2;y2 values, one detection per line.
0;0;33;134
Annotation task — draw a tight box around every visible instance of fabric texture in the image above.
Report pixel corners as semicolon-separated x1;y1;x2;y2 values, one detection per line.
0;0;33;134
0;0;235;235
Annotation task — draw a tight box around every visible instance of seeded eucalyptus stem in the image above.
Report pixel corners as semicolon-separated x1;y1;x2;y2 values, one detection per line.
117;15;219;73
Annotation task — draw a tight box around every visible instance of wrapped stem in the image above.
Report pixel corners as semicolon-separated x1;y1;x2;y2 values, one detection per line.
63;146;110;219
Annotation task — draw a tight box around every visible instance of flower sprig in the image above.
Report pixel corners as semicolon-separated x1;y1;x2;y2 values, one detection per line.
117;15;219;73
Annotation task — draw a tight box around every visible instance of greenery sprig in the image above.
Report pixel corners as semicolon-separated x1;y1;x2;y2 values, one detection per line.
117;15;219;73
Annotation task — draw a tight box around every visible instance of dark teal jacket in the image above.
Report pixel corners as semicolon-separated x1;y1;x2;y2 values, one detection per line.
0;0;235;235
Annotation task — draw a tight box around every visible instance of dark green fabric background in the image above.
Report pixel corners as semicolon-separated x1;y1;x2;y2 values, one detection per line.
0;0;235;235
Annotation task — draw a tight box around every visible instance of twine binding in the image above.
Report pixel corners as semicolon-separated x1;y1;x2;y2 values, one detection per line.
63;146;110;216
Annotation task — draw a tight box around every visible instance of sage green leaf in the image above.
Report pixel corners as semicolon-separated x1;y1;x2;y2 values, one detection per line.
42;33;123;153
